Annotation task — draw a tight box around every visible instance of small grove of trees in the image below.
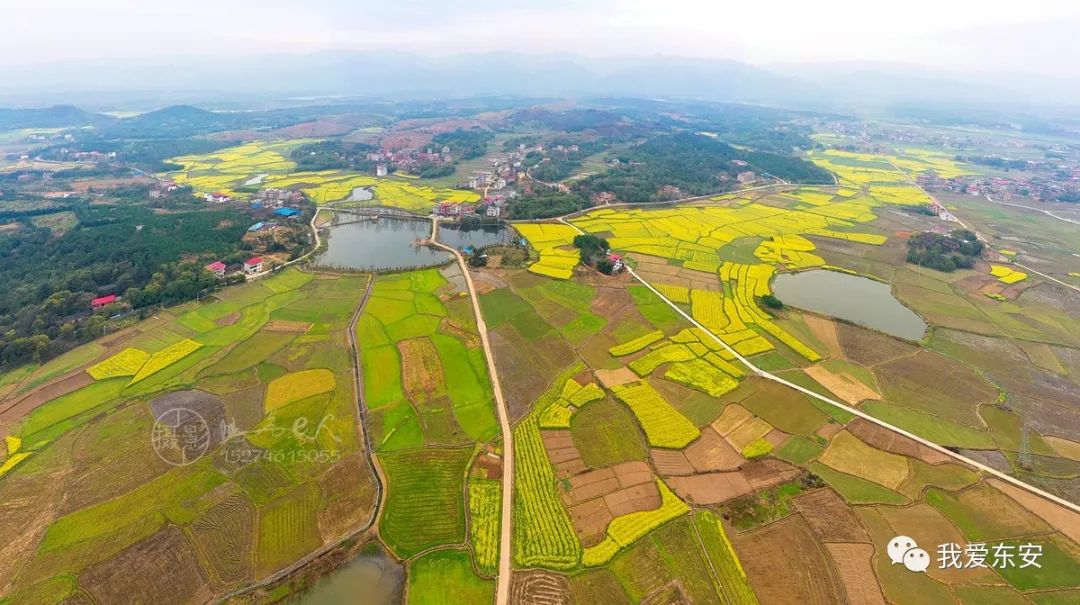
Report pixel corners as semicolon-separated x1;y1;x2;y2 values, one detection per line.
761;294;784;310
905;229;984;272
573;234;616;274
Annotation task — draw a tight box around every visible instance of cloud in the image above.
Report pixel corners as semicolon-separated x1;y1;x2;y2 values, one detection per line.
3;0;1079;77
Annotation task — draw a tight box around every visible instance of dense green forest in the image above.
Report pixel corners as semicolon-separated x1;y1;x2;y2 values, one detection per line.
432;129;494;159
507;189;590;219
291;140;379;172
577;133;830;203
0;203;249;367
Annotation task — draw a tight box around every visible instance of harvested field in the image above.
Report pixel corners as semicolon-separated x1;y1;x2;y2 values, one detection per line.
926;483;1050;542
875;351;998;427
805;363;879;405
878;502;1002;585
818;431;910;489
216;312;241;327
650;449;696;476
568;570;631;604
740;379;828;435
398;338;444;401
836;322;917;366
989;478;1080;545
724;416;773;451
542;430;588;478
731;514;845;605
847;418;948;464
0;371;93;430
61;408;172;515
567;498;614;546
256;484;323;576
683;428;743;472
264;369;336;411
317;454;376;540
81;526;212;605
474;452;503;480
804;315;843;359
816;422;844;440
710;404;754;436
825;543;886;605
792;488;870;543
511;571;571;605
262;320;312;333
560;461;656;508
740;459;802;491
666;472;753;505
190;493;255;585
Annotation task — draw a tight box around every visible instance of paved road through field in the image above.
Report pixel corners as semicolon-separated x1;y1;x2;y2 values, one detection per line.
429;219;515;605
554;216;1080;514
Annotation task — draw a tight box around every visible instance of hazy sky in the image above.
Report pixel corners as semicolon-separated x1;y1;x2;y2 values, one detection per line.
7;0;1080;76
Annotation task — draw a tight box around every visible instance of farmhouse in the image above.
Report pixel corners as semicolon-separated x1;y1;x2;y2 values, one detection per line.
91;294;118;309
274;207;301;219
243;257;264;275
204;192;232;203
205;261;227;279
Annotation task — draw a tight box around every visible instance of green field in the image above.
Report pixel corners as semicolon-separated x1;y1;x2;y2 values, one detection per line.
378;448;473;558
0;269;377;599
407;549;494;605
569;398;648;468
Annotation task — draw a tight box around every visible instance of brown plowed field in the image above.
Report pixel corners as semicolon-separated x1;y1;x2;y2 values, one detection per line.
82;525;213;605
731;514;845;605
792;488;870;543
825;543;886;605
667;472;753;505
683;428;743;472
511;570;571;605
650;449;695;476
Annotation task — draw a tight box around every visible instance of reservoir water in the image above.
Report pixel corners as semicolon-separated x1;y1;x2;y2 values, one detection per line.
314;218;451;271
290;549;403;605
771;270;928;340
437;223;509;249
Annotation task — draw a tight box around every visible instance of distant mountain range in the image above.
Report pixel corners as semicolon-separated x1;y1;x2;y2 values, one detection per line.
1;52;1078;118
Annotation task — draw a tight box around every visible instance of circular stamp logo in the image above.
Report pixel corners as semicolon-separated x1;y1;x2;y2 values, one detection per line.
151;407;211;466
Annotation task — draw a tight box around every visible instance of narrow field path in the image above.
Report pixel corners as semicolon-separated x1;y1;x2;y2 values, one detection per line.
553;216;1080;513
984;194;1080;226
428;219;515;605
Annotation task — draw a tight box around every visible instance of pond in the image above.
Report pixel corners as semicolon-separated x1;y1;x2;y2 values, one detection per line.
437;223;510;250
314;218;451;271
348;187;374;201
290;548;403;605
771;270;928;341
244;173;268;186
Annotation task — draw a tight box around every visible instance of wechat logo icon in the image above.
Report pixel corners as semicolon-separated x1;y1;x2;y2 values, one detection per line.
888;536;930;573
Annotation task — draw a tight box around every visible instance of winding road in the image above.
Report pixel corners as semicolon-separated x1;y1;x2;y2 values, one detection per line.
428;219;516;605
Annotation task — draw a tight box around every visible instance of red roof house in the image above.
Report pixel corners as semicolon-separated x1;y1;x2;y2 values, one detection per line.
243;257;264;275
91;294;118;309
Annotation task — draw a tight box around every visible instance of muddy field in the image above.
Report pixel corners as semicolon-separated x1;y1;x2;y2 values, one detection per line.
512;570;571;605
731;514;846;605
